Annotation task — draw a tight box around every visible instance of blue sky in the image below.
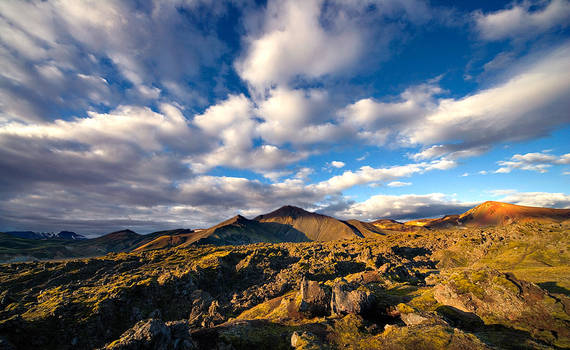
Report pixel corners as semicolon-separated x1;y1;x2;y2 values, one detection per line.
0;0;569;234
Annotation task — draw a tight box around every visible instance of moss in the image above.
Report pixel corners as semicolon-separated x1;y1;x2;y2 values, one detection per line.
448;272;486;299
409;289;439;312
396;303;415;314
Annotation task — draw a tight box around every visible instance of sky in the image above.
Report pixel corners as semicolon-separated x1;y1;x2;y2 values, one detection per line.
0;0;569;235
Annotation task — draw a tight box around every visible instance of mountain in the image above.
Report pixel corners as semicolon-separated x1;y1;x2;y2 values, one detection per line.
403;201;570;228
0;228;192;262
458;201;570;226
134;205;387;251
3;202;569;261
254;205;384;240
4;230;86;240
3;215;569;350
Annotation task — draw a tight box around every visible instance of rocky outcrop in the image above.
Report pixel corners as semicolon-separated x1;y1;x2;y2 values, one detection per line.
103;319;195;350
433;268;570;347
330;280;375;316
298;277;331;317
188;290;224;328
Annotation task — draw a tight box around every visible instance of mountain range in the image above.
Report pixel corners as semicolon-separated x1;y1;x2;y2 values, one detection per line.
3;230;86;240
1;201;569;262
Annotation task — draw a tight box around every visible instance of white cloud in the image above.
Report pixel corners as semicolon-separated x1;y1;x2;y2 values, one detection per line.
331;161;346;168
311;158;456;193
495;151;570;173
236;0;363;91
0;0;228;122
256;87;344;145
328;193;476;221
343;43;570;160
493;190;570;208
474;0;570;41
191;94;308;172
387;181;412;187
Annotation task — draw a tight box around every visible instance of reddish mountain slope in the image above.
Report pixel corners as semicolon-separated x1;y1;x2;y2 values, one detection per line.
458;201;570;226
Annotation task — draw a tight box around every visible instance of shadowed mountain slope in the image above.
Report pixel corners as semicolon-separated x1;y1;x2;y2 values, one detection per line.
254;205;384;241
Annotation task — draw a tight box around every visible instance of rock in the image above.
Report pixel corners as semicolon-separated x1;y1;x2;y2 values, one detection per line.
400;312;430;326
330;280;374;316
104;319;171;350
291;331;325;349
188;290;224;328
433;268;570;345
298;277;331;317
104;319;196;350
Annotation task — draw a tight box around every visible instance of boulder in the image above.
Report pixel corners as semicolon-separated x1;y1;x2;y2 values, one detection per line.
103;319;196;350
330;280;374;316
298;277;331;317
104;319;171;350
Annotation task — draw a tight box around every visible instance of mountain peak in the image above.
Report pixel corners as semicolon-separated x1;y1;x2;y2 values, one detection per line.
255;205;314;220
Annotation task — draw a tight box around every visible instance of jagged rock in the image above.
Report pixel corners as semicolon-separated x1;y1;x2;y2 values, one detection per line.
298;277;331;317
104;319;171;350
330;280;374;316
433;268;570;346
188;290;224;328
103;319;196;350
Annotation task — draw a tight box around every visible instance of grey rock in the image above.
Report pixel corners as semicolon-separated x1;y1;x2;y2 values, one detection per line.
298;276;331;317
330;280;374;316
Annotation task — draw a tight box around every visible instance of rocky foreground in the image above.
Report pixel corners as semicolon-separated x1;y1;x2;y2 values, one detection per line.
0;222;569;349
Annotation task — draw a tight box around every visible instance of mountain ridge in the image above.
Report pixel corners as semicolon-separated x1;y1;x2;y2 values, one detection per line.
2;201;569;261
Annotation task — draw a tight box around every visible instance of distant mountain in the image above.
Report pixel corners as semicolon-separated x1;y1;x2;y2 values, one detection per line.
134;205;386;251
254;205;385;240
404;201;570;228
458;201;570;226
4;230;86;240
0;228;192;262
3;201;569;261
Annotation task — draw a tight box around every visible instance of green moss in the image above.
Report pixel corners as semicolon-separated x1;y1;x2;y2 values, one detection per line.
448;272;486;299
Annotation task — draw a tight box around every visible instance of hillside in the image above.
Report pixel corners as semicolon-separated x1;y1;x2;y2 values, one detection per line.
403;201;570;229
458;201;570;226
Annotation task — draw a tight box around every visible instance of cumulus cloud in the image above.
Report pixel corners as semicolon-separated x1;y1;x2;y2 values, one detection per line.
326;193;476;221
490;190;570;208
235;0;363;91
474;0;570;41
191;94;308;172
311;158;456;194
495;151;570;173
331;161;346;168
0;0;229;122
343;43;570;160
